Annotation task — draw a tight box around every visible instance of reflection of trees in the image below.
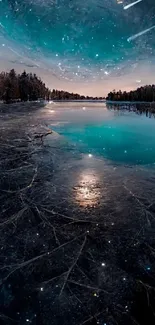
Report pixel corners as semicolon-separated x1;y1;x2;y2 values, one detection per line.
106;102;155;118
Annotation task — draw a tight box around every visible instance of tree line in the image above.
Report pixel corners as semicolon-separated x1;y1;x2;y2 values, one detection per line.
0;69;105;103
0;70;51;103
106;85;155;102
1;70;155;103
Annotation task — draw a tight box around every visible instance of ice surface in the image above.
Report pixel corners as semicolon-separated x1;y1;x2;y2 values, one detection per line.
0;102;155;325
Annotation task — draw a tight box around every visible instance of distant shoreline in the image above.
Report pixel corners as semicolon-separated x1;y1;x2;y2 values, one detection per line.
106;100;155;104
1;99;155;105
51;100;155;104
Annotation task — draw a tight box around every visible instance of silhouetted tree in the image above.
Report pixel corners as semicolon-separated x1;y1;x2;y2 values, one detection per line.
0;69;106;103
106;85;155;102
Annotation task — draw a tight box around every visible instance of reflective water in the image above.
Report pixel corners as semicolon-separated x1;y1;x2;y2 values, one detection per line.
50;102;155;165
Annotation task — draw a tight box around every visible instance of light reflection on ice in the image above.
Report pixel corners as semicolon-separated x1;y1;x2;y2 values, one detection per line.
74;169;101;208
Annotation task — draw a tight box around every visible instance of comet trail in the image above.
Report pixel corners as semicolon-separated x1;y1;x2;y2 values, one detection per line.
124;0;142;10
0;0;155;96
127;25;155;42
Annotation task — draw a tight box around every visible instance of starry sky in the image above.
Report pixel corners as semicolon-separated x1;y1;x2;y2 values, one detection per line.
0;0;155;96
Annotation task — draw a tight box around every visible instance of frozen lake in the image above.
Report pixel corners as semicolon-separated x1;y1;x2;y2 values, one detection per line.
0;102;155;325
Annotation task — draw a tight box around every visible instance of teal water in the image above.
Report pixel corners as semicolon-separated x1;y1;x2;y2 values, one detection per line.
49;103;155;165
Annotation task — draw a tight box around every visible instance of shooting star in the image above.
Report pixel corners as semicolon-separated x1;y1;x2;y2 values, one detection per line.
124;0;142;10
127;25;155;42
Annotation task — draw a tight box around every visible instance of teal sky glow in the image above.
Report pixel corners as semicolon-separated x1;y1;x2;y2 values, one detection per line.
0;0;155;95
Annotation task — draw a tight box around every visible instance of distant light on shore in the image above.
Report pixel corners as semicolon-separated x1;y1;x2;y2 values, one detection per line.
82;107;86;110
88;154;93;157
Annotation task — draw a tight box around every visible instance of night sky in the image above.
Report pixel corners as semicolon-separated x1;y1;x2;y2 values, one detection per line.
0;0;155;95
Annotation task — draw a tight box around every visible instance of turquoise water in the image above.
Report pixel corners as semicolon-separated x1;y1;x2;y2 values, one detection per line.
50;103;155;165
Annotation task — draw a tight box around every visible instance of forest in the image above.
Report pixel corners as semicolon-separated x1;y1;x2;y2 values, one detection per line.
106;85;155;102
0;69;104;103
